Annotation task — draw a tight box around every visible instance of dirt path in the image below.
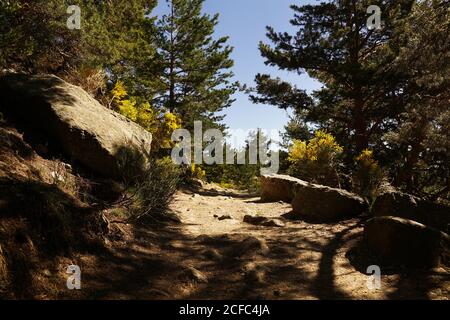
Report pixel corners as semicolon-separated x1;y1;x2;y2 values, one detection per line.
63;186;449;300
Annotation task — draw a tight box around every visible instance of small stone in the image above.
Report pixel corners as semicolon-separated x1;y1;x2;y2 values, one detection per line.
262;219;285;227
245;269;265;283
42;269;52;277
182;266;208;283
218;215;232;221
243;215;285;227
202;249;222;261
243;215;268;225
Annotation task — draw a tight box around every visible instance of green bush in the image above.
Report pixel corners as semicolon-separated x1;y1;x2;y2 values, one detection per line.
132;157;180;222
115;150;181;223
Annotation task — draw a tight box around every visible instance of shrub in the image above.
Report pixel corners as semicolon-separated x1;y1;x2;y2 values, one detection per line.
110;81;182;151
115;150;181;223
132;157;180;222
353;149;383;201
190;163;206;180
287;130;343;187
62;67;106;98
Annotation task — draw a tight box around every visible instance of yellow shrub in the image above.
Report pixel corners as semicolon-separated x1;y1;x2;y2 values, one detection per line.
354;149;383;200
111;81;138;121
191;163;206;180
157;112;182;149
288;140;308;161
287;130;343;186
137;102;158;133
219;181;235;189
355;149;380;174
110;81;183;152
288;130;343;164
117;98;138;121
111;80;127;101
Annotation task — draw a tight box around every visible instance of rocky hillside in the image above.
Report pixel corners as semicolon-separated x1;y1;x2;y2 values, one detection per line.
0;123;107;298
0;73;154;298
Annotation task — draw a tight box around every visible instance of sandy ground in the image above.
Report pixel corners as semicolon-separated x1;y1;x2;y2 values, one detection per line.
58;185;449;300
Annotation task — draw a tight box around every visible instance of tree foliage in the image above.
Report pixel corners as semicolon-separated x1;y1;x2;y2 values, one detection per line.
382;0;450;199
136;0;238;131
0;1;156;87
251;0;414;155
252;0;448;199
288;130;343;187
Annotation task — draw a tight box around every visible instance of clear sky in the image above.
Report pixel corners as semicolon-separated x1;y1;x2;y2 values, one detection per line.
155;0;321;146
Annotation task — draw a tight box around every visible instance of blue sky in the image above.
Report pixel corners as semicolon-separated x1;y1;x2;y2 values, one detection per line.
155;0;321;145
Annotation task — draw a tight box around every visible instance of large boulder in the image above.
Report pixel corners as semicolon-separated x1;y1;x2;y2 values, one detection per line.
365;216;450;268
291;179;367;221
0;74;152;177
371;190;450;233
260;174;299;202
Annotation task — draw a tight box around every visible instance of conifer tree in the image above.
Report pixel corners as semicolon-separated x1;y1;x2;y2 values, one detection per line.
138;0;238;131
0;0;156;78
251;0;414;157
384;0;450;198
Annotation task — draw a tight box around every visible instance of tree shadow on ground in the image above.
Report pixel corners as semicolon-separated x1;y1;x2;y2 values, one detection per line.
347;232;450;300
59;191;449;300
69;212;450;300
72;217;360;299
310;222;364;299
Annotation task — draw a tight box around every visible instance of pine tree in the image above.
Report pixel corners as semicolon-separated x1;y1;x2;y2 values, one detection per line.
383;0;450;199
0;0;156;79
137;0;238;131
250;0;414;157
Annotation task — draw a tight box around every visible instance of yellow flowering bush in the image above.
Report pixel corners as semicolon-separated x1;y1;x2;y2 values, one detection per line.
111;81;138;121
355;149;380;174
157;112;182;149
137;102;158;133
354;149;383;200
117;99;138;121
111;80;127;101
110;81;182;151
288;130;343;186
190;163;206;180
288;130;343;163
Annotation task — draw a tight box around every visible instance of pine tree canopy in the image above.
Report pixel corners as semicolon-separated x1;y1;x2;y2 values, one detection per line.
251;0;415;155
136;0;239;131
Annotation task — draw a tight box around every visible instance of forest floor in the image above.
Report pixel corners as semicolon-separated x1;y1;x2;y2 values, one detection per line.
54;184;449;300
